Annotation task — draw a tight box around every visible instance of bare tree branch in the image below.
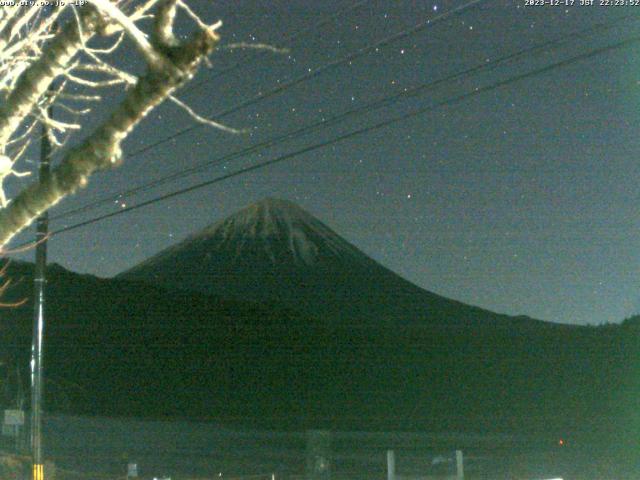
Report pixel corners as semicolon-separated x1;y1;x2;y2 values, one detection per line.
0;0;244;249
222;42;289;54
0;19;221;246
168;95;245;134
87;0;166;68
0;5;103;149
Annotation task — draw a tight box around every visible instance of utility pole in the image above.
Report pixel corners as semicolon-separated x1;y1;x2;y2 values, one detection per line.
386;450;395;480
455;450;464;480
31;102;52;480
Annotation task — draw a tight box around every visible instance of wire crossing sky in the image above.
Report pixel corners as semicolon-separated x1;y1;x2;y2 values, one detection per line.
10;0;640;326
48;12;640;223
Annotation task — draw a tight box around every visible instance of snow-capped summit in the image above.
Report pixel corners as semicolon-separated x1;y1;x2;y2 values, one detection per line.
191;197;368;267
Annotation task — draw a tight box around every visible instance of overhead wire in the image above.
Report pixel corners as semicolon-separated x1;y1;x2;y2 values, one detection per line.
50;12;640;222
122;0;487;160
38;32;640;242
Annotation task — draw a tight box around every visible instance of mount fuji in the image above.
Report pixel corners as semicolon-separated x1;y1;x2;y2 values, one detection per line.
0;199;634;439
120;197;547;328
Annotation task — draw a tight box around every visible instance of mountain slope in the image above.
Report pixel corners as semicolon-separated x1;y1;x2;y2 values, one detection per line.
0;263;634;446
2;200;632;442
120;198;550;329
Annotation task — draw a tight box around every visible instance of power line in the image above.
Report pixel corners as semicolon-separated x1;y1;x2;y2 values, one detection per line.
51;12;640;222
41;33;640;241
50;0;486;221
124;0;487;160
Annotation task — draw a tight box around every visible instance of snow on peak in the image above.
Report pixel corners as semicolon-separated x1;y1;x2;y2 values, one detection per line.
197;197;366;266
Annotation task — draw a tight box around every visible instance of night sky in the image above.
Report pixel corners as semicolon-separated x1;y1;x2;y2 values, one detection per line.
8;0;640;326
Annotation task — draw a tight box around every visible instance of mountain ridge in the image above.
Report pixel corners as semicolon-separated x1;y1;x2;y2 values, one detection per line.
120;197;559;329
0;253;636;448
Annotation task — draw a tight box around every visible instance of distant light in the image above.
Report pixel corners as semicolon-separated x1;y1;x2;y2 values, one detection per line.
433;4;438;11
558;438;564;446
